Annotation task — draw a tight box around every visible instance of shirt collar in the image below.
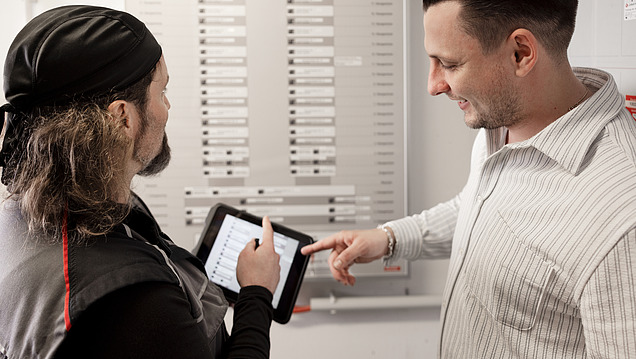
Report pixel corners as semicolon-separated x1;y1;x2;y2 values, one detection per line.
488;68;625;175
120;193;174;254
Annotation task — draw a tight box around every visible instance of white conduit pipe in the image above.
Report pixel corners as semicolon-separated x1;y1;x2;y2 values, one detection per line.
309;294;443;313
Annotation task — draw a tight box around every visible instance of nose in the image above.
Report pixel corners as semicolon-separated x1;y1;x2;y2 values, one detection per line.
428;64;450;96
165;94;171;110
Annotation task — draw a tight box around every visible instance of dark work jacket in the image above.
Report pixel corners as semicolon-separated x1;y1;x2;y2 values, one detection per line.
0;195;271;359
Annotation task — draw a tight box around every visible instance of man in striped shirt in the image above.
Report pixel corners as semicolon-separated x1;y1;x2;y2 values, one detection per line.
302;0;636;357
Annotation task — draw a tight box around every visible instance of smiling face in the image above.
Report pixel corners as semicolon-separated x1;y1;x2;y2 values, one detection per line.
424;1;523;130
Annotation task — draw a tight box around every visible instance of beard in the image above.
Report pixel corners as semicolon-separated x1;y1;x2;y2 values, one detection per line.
134;110;172;177
464;66;524;130
467;91;523;130
137;134;171;176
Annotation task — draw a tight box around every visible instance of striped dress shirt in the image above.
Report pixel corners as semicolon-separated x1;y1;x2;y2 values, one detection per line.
387;68;636;358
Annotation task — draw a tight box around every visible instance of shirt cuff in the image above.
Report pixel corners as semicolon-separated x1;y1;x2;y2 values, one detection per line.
384;215;426;261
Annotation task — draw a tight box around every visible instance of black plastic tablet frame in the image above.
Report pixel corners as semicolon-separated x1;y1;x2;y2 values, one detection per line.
194;202;313;324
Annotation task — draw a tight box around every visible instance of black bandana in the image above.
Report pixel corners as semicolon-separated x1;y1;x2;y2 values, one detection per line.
0;5;162;168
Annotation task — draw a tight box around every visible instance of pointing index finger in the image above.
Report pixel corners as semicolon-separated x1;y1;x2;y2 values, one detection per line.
300;234;338;256
260;216;275;249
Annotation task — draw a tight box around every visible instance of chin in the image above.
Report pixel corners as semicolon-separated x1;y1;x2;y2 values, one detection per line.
138;135;171;176
463;115;481;130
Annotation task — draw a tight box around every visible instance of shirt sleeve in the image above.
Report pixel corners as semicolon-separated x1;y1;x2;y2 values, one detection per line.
224;285;274;359
386;194;461;261
579;228;636;358
384;129;487;262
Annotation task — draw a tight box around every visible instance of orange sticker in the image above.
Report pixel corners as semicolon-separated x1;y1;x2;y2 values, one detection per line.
626;95;636;121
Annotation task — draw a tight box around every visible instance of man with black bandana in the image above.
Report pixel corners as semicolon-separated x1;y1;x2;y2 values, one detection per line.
0;5;281;359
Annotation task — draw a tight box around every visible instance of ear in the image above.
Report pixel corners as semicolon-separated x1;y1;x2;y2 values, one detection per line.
107;100;135;137
508;28;538;78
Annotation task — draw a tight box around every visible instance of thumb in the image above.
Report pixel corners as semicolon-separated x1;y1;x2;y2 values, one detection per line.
344;236;355;246
244;237;257;251
333;247;356;270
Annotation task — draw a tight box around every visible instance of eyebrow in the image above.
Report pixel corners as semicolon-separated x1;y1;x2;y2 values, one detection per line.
428;54;447;61
428;54;459;65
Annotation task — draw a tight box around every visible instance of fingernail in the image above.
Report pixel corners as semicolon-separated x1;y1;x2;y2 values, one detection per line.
334;259;342;269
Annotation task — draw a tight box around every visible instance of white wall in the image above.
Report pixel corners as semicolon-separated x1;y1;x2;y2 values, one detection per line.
3;1;633;359
0;1;28;104
569;0;636;96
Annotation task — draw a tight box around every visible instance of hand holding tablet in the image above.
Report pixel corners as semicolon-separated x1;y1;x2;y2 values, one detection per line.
236;216;280;295
194;203;313;324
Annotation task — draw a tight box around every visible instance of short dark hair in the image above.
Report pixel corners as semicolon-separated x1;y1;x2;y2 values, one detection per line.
422;0;578;60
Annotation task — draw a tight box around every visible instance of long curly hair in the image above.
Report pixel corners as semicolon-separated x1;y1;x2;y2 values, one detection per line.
3;67;156;243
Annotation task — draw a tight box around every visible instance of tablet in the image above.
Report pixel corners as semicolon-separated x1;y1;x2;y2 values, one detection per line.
194;203;313;324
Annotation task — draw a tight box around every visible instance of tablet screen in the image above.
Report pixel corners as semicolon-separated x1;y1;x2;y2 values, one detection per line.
195;203;312;324
203;213;299;309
